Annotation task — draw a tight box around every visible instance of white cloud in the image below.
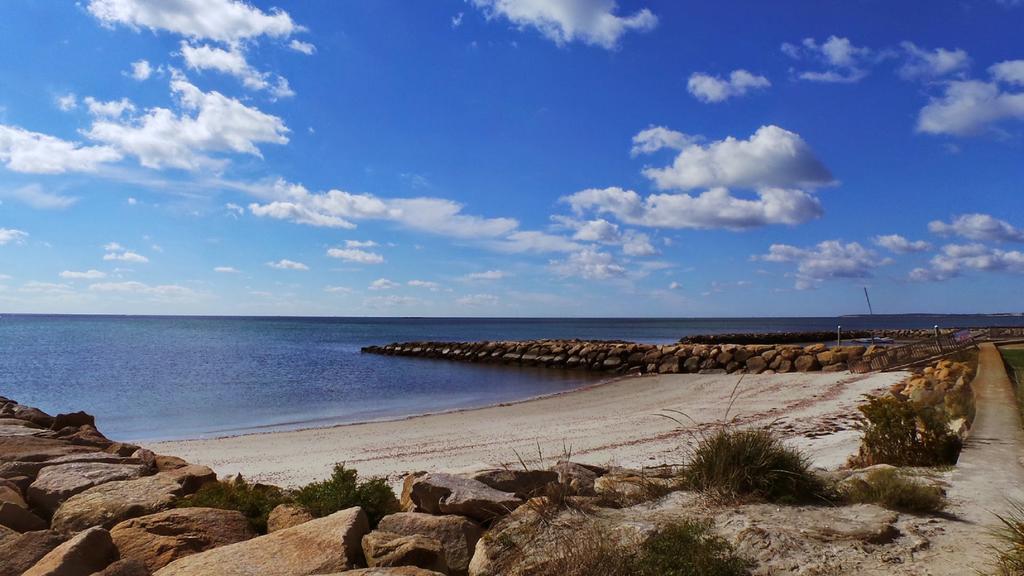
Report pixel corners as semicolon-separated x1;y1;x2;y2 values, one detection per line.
324;285;352;294
326;247;385;264
668;281;680;290
103;247;149;263
57;93;78;111
571;218;620;242
929;213;1024;242
213;266;239;273
86;74;289;170
550;248;626;279
408;280;441;290
20;281;74;295
83;97;136;118
630;126;698;156
88;280;198;299
756;240;887;290
917;79;1024;136
364;295;422;308
87;0;300;43
564;186;823;230
687;70;770;103
781;36;874;83
911;242;1024;281
60;269;107;279
0;229;28;245
2;184;77;209
898;42;970;80
129;59;152;81
639;125;834;191
369;278;400;290
469;0;657;49
456;293;499;307
873;234;932;254
491;230;582;253
990;60;1024;86
451;12;465;28
463;270;508;281
180;42;294;99
266;259;308;270
0;124;121;174
345;240;378;248
248;179;517;238
288;39;316;55
621;230;655;256
554;215;656;255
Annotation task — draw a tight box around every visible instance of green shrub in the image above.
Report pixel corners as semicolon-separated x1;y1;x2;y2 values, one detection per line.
630;519;752;576
994;500;1024;575
856;395;961;467
177;477;288;533
841;468;946;513
292;464;398;527
684;427;828;503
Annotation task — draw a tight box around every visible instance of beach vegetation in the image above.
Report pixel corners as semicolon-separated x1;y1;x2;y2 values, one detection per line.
841;467;946;514
291;463;398;527
993;499;1024;575
177;476;288;533
855;395;961;467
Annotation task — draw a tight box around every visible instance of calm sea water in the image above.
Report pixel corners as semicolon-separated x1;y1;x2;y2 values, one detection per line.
2;314;1022;441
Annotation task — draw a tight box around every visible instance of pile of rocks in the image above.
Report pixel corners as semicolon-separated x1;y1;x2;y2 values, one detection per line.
891;358;975;437
362;340;874;375
679;331;873;345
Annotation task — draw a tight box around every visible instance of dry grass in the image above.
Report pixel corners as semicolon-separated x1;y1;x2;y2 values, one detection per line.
993;500;1024;575
841;467;946;514
854;395;962;467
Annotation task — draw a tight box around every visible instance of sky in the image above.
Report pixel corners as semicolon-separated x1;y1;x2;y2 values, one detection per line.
0;0;1023;317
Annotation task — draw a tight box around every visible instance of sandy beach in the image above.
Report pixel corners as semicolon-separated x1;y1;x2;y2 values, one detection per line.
151;370;906;487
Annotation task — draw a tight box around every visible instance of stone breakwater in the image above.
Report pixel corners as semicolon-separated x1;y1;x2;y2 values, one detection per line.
361;340;873;375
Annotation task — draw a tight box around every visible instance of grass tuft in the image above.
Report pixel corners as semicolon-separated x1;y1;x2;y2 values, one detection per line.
855;395;961;467
993;500;1024;575
841;467;946;514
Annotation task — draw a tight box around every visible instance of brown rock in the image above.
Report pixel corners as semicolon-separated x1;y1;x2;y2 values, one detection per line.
0;500;48;531
105;443;143;457
28;462;150;515
0;436;98;464
468;469;557;499
267;503;313;533
378;512;482;575
153;507;369;576
93;559;150;576
153;464;216;494
0;530;67;576
49;412;95;431
362;531;447;573
794;355;820;372
23;526;118;576
332;569;446;575
0;481;26;508
153;455;189;472
8;406;54;428
404;473;521;522
0;418;43;429
745;356;767;374
51;473;187;533
111;507;255;572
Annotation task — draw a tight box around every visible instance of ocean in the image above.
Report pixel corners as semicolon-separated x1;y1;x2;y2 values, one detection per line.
2;314;1022;441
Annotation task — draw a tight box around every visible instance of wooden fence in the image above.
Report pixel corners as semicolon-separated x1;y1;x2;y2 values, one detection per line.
850;330;979;373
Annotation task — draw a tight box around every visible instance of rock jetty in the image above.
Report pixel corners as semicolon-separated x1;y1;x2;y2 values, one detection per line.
361;339;871;375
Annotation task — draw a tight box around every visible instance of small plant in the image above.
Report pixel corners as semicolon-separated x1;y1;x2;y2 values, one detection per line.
841;467;946;513
630;519;752;576
683;427;828;503
993;500;1024;575
855;395;961;467
177;477;288;533
292;463;398;527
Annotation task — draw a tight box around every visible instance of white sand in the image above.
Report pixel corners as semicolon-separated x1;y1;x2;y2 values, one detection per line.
150;370;906;487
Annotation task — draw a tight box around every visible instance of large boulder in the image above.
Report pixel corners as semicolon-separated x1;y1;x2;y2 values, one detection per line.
0;529;66;576
49;412;95;431
0;452;143;481
267;503;314;533
51;472;191;533
93;559;150;576
378;512;482;576
403;473;522;523
362;531;447;573
794;354;820;372
23;526;118;576
0;436;98;464
326;569;446;575
111;507;256;572
154;507;369;576
157;464;217;493
468;469;557;499
550;461;605;496
0;500;48;531
28;461;150;515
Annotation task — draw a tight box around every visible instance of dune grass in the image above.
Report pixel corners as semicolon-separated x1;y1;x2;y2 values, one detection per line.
855;395;961;467
841;467;946;514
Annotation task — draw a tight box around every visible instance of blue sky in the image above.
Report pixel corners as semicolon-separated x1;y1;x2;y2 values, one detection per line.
1;0;1023;317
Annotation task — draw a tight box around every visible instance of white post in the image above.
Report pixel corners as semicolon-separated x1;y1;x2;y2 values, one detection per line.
837;325;841;347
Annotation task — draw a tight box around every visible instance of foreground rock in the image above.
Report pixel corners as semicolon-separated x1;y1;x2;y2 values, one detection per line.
362;531;448;573
0;499;47;531
268;503;314;533
111;507;256;572
28;461;150;515
94;559;150;576
467;469;558;499
154;507;369;576
378;513;482;576
327;569;446;575
0;530;66;576
23;526;118;576
51;472;193;533
404;473;522;522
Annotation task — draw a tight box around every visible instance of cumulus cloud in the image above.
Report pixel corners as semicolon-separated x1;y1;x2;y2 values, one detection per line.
84;97;136;118
87;0;300;43
630;126;699;156
564;186;823;230
898;42;970;80
490;230;582;253
88;280;198;299
288;39;316;55
248;179;517;238
990;60;1024;86
86;74;289;170
463;270;508;281
553;215;656;255
873;234;932;254
910;243;1024;281
345;240;378;248
213;266;239;273
369;278;400;290
929;213;1024;242
408;280;441;290
550;248;626;279
917;77;1024;136
2;184;78;209
129;59;152;80
180;42;294;98
266;258;307;270
57;93;78;111
102;243;149;263
687;70;770;103
0;124;121;174
326;247;385;264
469;0;657;49
20;281;74;295
781;35;875;83
60;269;107;279
0;228;28;245
756;240;887;290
